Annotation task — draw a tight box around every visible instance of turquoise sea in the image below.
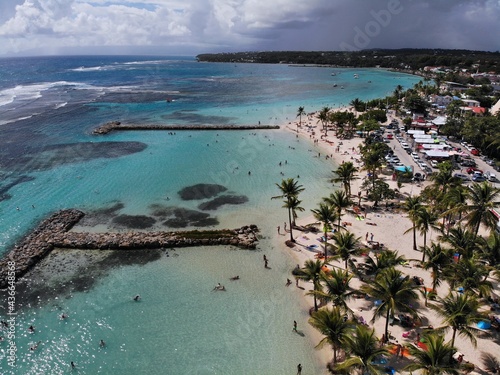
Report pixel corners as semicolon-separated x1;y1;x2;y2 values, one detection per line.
0;56;420;374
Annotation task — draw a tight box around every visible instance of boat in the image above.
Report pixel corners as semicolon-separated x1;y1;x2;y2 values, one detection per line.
333;84;338;87
354;74;359;79
331;72;336;76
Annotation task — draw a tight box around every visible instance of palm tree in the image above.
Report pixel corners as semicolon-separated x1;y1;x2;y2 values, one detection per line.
295;259;324;312
478;232;500;280
296;106;306;129
334;325;388;375
323;190;351;229
444;257;492;297
361;267;419;339
332;162;358;197
415;207;440;258
272;178;305;242
331;230;360;270
311;203;337;260
404;333;460;375
430;292;483;360
463;181;500;235
309;307;353;365
361;250;407;278
314;268;356;315
316;106;331;135
422;242;451;292
439;226;479;260
402;195;423;250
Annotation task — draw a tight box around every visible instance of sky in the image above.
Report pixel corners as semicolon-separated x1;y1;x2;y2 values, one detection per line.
0;0;499;57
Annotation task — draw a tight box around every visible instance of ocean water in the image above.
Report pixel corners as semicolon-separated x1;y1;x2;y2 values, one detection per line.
0;56;421;374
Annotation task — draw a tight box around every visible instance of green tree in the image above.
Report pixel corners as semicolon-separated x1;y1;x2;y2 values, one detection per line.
361;267;419;338
361;179;395;207
315;268;356;315
272;178;305;242
295;259;324;312
311;202;338;261
323;190;351;229
422;243;451;292
444;257;491;297
463;181;500;235
309;307;354;365
296;106;306;129
402;195;423;250
334;325;388;375
404;333;460;375
430;292;483;361
414;207;440;261
478;232;500;280
439;226;479;260
331;230;360;270
361;250;407;278
332;162;358;197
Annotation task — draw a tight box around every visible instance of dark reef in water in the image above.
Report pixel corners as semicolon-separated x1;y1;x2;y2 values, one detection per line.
178;184;227;200
149;204;220;228
0;141;147;172
161;110;237;125
0;175;35;201
77;202;125;227
198;195;249;210
112;214;157;229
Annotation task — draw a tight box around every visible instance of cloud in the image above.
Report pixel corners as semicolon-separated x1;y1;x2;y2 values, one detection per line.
0;0;498;56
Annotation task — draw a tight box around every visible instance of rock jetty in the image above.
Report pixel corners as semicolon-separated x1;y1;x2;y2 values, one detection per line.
0;209;259;289
93;121;279;135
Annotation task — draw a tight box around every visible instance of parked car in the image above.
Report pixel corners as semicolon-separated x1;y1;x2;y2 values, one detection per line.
431;160;439;168
470;148;480;156
453;173;470;182
460;160;476;167
467;167;483;175
472;175;487;182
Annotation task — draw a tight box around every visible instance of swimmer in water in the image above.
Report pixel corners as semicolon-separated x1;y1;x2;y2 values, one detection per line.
100;339;106;347
133;295;141;301
230;276;240;281
30;341;41;351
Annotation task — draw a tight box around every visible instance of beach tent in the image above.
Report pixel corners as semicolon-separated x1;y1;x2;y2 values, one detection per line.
477;320;491;330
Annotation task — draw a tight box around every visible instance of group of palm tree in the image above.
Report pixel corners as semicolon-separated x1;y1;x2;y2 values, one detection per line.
273;155;500;373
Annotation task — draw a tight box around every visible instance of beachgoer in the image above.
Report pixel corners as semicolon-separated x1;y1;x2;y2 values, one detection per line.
293;321;297;332
60;313;68;320
30;341;41;351
230;276;240;281
284;222;287;231
29;325;35;333
71;361;76;369
100;340;106;347
286;279;292;286
263;255;267;262
277;226;280;234
133;295;141;301
264;259;269;268
370;233;374;242
365;232;368;241
213;283;222;291
296;279;299;287
297;363;302;374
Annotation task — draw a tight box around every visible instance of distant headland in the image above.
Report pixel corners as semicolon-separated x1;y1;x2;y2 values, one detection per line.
196;49;500;74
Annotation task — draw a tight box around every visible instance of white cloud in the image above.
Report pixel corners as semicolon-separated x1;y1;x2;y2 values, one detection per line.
0;0;498;56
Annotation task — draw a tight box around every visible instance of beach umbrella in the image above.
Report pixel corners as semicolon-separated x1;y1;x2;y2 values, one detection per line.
477;320;491;330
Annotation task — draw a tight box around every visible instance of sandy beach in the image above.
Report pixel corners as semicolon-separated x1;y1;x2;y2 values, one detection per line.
278;108;500;373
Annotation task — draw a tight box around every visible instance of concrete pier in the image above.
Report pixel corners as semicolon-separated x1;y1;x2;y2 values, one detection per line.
93;121;280;134
0;209;259;288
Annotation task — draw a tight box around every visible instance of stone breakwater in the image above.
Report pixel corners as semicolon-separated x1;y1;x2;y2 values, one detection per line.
93;121;280;134
0;209;259;289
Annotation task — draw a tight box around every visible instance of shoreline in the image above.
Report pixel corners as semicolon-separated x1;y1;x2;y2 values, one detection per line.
276;110;500;373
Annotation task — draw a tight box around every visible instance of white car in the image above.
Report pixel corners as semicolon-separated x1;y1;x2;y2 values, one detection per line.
431;160;439;168
401;142;409;148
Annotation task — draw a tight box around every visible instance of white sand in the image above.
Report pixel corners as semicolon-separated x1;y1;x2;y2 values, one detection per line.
278;109;500;373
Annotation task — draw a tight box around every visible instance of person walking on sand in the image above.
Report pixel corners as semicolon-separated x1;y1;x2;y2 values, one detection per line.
286;278;292;286
277;226;280;234
297;363;302;374
284;222;287;231
370;233;374;242
293;321;297;332
365;232;368;241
